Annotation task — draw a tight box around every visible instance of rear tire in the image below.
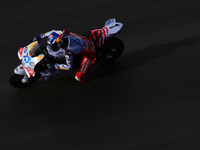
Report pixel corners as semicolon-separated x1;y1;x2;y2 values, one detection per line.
9;73;41;88
99;37;124;63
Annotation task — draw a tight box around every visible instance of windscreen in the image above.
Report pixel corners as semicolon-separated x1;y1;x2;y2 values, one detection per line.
29;41;42;57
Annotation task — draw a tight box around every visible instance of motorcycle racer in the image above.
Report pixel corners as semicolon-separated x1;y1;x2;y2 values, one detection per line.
10;18;124;88
34;29;97;82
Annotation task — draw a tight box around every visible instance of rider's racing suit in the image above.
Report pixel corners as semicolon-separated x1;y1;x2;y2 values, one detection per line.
39;29;96;82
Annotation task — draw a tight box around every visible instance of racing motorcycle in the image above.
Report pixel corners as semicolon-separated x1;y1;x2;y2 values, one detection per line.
9;18;124;88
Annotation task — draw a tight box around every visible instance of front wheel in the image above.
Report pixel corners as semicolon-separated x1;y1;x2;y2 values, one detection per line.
9;73;41;88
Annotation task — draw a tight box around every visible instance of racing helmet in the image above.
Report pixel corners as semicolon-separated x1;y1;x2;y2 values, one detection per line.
47;31;63;51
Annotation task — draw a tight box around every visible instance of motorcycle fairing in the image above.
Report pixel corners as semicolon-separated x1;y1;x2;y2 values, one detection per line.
18;47;23;60
14;64;26;75
18;41;45;78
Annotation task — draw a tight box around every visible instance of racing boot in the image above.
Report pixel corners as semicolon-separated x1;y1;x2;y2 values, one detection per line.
75;58;97;82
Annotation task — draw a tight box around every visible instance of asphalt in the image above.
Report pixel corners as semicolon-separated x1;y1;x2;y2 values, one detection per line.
1;0;200;149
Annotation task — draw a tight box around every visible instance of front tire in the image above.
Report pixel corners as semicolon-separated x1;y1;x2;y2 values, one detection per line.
9;73;41;88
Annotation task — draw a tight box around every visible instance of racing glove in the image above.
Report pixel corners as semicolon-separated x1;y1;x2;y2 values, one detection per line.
65;51;74;69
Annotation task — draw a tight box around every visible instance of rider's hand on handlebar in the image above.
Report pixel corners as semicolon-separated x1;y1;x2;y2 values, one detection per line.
33;35;41;42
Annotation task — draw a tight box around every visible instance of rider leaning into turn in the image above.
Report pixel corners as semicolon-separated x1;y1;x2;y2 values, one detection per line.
33;29;97;82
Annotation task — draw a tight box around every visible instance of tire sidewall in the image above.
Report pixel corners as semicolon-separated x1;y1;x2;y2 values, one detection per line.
9;73;40;88
103;37;124;63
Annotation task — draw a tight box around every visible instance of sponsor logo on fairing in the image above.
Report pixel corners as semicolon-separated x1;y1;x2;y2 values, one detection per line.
23;52;31;63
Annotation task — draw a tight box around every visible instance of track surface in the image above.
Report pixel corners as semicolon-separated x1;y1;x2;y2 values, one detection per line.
1;0;200;149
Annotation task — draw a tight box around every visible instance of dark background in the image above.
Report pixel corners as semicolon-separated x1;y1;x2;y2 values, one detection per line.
1;0;200;149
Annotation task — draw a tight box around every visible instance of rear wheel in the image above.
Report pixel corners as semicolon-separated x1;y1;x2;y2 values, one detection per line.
98;37;124;63
9;73;41;88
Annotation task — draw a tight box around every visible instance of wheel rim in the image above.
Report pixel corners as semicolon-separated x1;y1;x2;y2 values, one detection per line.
106;46;123;61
